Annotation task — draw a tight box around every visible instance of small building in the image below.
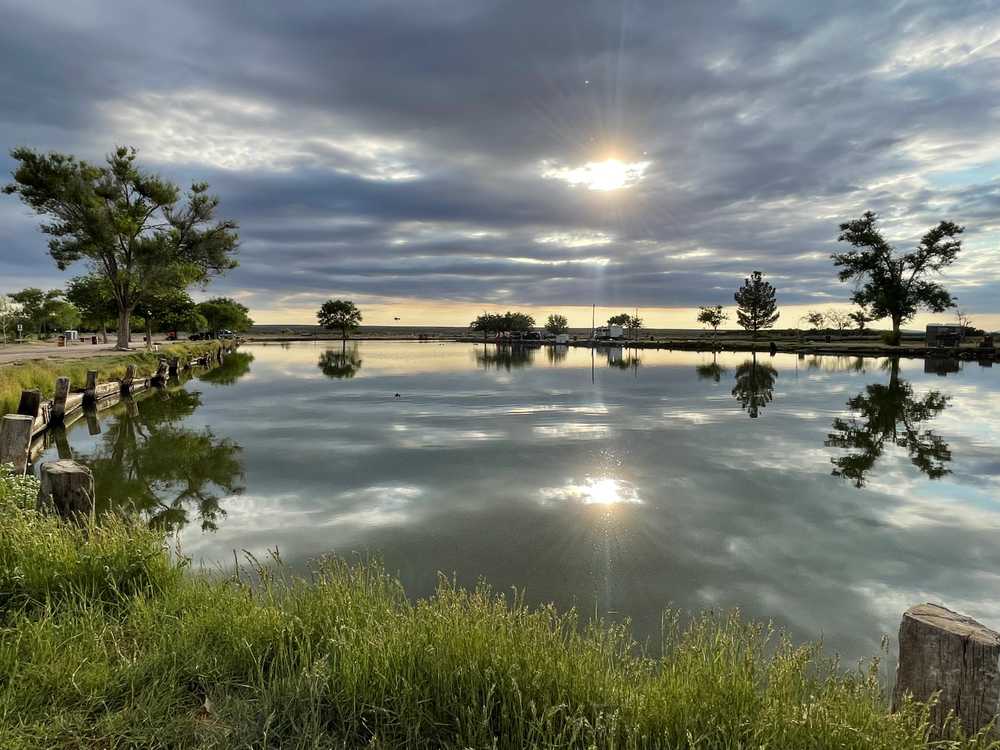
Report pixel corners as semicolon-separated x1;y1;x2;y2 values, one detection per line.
925;324;964;347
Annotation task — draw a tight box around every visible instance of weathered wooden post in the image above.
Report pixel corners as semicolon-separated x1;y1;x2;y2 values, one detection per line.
50;376;71;425
168;356;180;377
893;603;1000;737
37;459;94;521
0;414;34;474
86;409;101;436
121;364;137;395
17;389;42;420
84;370;98;403
153;358;169;385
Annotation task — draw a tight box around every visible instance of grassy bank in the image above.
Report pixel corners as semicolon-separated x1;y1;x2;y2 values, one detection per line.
0;341;222;415
0;468;989;749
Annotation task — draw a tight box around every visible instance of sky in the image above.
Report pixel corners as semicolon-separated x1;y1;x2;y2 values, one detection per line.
0;0;998;329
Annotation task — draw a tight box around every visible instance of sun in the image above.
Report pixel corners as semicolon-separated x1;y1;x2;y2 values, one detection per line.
541;158;651;191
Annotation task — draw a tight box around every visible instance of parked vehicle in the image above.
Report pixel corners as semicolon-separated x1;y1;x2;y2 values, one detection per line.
165;331;178;341
593;325;624;340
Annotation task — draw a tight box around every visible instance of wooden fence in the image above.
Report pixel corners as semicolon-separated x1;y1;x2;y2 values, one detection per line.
0;344;236;474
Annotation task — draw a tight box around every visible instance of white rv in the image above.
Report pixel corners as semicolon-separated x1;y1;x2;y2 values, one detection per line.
593;325;624;340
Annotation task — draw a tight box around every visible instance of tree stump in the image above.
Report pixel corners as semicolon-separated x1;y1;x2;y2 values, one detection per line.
0;414;34;474
17;389;42;419
893;603;1000;737
37;459;94;520
50;376;71;425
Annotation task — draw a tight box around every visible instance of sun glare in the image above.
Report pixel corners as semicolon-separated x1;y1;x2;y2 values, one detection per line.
540;477;642;507
541;158;651;191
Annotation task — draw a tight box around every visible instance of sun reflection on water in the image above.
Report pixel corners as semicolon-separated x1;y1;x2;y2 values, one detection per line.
539;477;642;507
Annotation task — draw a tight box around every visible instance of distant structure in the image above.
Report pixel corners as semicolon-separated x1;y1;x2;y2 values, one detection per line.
925;323;965;348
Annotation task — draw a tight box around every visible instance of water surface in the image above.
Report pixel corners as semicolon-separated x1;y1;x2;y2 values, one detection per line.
38;341;1000;664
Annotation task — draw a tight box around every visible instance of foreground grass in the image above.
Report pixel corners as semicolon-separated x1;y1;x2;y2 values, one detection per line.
0;341;222;415
0;469;991;749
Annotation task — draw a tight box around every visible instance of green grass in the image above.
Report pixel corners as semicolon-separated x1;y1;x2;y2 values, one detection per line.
0;341;222;415
0;467;992;749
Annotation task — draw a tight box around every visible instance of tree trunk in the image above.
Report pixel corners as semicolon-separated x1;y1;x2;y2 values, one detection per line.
116;308;131;350
891;314;902;341
100;322;108;344
145;317;153;352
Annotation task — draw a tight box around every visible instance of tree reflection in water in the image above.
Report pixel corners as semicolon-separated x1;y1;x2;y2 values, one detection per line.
825;358;951;487
82;388;245;532
546;345;568;364
198;351;255;385
474;344;536;371
318;343;363;379
695;353;727;383
732;353;778;418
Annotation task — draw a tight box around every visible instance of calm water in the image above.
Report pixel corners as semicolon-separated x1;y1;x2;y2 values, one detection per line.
38;341;1000;664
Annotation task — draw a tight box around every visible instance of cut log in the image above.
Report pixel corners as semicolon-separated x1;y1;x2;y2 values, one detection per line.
893;603;1000;737
50;377;71;425
37;459;94;520
0;414;34;474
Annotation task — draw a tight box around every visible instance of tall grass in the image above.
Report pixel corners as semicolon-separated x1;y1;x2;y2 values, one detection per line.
0;341;222;414
0;467;990;748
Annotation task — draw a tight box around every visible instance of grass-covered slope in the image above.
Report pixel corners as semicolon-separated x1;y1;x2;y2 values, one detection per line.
0;467;987;749
0;341;223;415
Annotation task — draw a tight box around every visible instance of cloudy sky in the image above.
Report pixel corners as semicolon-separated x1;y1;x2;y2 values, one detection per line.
1;0;998;328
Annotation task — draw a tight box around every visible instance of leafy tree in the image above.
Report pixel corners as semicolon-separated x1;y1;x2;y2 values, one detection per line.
697;305;728;339
4;145;239;349
734;272;779;336
7;287;70;337
804;311;826;330
48;300;81;332
471;312;505;340
732;354;778;418
317;299;362;340
832;211;963;343
66;275;118;342
848;309;870;332
196;297;253;333
826;310;852;332
0;298;20;344
825;359;951;487
318;344;362;379
545;314;569;335
607;313;642;340
503;311;535;334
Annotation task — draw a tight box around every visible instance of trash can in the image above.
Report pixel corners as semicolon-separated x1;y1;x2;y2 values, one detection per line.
92;335;98;345
58;335;65;347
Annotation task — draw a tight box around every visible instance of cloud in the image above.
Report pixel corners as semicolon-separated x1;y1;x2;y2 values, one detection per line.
0;0;998;318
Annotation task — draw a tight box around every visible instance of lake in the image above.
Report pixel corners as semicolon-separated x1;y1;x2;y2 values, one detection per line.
37;341;1000;666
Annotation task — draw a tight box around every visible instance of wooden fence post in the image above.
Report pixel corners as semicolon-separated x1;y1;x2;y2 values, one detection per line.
17;389;42;419
153;359;169;385
121;364;137;395
50;376;71;425
37;459;94;521
169;356;180;377
0;414;34;474
84;370;98;403
893;603;1000;737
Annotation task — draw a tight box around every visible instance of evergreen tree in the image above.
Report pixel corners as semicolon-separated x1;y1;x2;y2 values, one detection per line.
734;271;779;336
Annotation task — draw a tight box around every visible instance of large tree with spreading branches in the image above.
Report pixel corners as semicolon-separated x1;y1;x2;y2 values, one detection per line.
832;211;963;343
4;145;239;349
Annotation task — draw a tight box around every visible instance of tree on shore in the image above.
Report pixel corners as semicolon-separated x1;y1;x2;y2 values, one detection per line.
196;297;253;333
734;272;779;337
4;146;239;350
608;313;642;340
804;311;825;330
545;314;569;335
0;298;19;344
317;299;362;340
832;211;963;345
66;276;118;343
6;288;67;337
471;313;503;340
826;310;852;333
697;305;727;339
849;309;870;332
